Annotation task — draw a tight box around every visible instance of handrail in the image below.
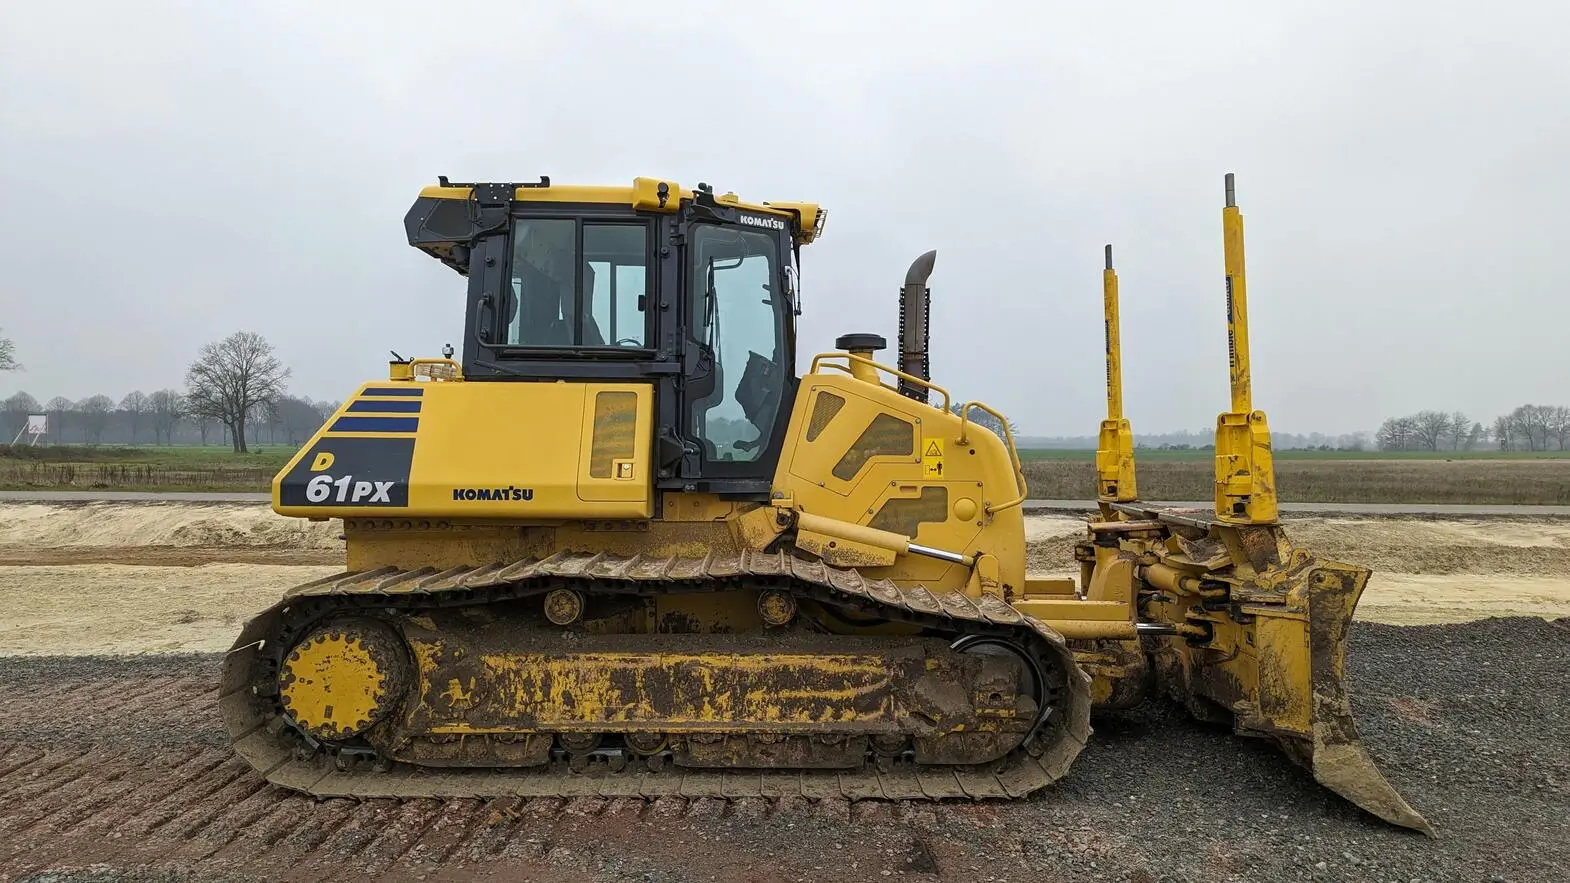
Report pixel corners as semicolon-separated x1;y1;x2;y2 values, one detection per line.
808;352;952;411
389;358;464;382
958;401;1028;514
412;357;463;376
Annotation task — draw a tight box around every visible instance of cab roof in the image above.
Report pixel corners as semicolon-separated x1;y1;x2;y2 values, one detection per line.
418;176;825;245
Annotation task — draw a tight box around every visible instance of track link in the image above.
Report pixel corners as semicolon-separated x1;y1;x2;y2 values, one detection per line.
221;549;1093;800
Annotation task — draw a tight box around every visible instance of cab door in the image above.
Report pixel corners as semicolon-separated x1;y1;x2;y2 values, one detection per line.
680;221;796;488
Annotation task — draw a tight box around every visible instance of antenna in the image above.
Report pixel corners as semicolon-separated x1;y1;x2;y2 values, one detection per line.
1214;174;1279;523
1095;244;1137;507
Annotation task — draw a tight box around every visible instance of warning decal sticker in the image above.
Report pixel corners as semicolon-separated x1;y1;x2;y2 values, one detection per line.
922;437;945;478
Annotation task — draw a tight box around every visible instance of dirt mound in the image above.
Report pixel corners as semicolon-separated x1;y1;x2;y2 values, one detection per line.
1360;573;1570;624
1289;516;1570;576
0;502;340;551
1024;515;1087;573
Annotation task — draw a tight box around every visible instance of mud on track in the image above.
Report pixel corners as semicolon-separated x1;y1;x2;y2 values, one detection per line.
1;619;1567;882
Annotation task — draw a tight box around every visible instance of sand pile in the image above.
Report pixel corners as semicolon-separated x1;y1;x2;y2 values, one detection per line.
1024;514;1088;573
1289;516;1570;576
0;502;341;551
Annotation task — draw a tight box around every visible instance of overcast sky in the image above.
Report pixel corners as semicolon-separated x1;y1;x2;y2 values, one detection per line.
2;1;1566;436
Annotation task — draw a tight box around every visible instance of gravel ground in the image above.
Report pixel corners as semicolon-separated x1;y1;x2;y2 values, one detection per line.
1;617;1566;882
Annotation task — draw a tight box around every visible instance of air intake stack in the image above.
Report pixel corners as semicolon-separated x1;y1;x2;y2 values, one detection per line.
898;250;937;403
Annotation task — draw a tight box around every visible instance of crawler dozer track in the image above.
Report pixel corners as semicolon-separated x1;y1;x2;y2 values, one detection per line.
221;550;1094;799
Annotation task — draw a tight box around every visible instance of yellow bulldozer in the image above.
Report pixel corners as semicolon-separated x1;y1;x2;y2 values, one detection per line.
221;173;1431;833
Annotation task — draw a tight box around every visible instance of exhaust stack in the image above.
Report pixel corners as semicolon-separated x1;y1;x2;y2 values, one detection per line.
897;251;937;402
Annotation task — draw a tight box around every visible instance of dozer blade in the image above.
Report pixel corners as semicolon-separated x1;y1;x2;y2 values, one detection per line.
1115;176;1431;833
1297;558;1435;835
1119;509;1434;834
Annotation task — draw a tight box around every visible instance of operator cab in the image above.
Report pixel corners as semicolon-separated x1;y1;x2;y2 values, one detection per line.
404;177;825;497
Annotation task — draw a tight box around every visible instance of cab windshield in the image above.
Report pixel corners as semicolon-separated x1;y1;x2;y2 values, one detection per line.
689;225;785;461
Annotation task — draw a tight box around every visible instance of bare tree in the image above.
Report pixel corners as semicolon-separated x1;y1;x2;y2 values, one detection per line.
118;391;149;444
0;328;17;371
247;399;281;447
1531;405;1554;450
1447;412;1469;451
1494;415;1513;451
1411;411;1451;451
1466;421;1485;451
274;396;327;446
184;331;289;453
77;395;114;445
148;389;186;445
42;396;74;442
1551;406;1570;451
1377;416;1417;451
2;391;39;440
1506;405;1554;451
1510;406;1536;451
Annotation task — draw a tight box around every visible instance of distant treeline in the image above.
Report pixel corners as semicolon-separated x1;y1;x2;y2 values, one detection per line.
1010;406;1570;453
1018;429;1371;452
0;390;337;448
1376;406;1570;452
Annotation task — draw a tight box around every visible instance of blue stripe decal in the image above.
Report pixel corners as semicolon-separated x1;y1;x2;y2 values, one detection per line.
330;416;419;434
361;386;424;397
347;399;422;413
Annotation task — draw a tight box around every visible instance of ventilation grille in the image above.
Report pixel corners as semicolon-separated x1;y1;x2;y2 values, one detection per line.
589;391;637;478
806;392;846;442
868;487;949;538
832;414;914;481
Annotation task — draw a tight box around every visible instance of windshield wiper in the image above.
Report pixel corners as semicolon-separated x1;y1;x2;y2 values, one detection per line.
473;359;533;378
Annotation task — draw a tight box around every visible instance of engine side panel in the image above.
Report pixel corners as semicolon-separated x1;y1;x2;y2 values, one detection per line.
771;373;1027;594
273;380;654;520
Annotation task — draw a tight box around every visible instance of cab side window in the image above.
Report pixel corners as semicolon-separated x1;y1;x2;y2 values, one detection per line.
506;219;649;348
584;224;648;348
507;219;577;346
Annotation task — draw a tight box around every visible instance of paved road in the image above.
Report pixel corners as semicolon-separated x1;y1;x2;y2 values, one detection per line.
2;489;1568;517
